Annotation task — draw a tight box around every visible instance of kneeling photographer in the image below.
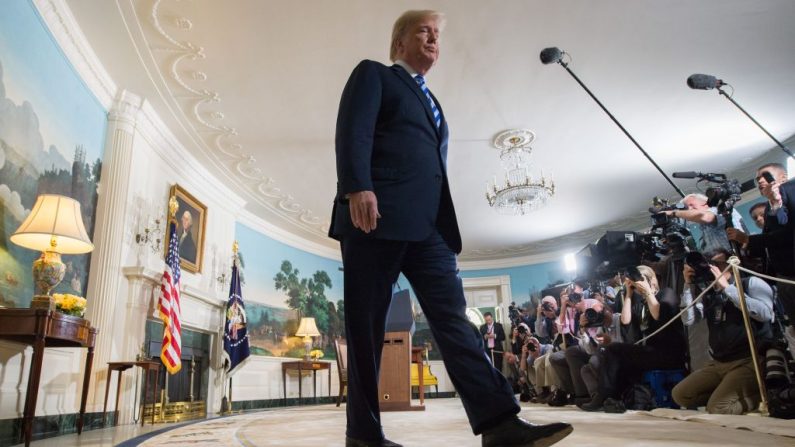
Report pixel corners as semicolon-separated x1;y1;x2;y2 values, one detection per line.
579;266;687;412
672;248;774;414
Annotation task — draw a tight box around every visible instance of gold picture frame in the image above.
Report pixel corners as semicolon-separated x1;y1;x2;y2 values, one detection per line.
165;184;207;273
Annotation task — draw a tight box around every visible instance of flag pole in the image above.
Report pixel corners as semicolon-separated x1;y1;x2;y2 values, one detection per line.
229;240;238;414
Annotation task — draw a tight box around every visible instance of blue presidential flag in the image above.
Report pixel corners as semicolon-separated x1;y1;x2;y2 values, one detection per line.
223;259;250;376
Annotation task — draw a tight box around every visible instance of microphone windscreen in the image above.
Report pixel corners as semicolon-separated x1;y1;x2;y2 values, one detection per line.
672;171;700;179
540;47;562;64
687;74;718;90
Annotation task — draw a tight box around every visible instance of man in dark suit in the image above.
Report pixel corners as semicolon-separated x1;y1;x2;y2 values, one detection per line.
329;10;572;447
728;162;795;327
479;312;506;369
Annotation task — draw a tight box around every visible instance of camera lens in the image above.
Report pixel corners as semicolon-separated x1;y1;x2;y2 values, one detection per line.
766;347;789;388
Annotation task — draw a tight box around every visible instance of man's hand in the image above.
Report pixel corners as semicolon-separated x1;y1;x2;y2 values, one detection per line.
761;181;783;209
348;191;381;233
595;334;612;345
726;228;749;245
710;265;729;291
682;264;695;285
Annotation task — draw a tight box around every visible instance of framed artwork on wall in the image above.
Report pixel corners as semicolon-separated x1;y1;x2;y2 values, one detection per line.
165;184;207;273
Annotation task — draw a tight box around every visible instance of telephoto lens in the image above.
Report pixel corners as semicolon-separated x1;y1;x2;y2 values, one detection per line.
765;346;790;388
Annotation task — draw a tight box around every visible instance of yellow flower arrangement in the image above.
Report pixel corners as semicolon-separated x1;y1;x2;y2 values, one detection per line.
52;293;87;317
309;349;324;360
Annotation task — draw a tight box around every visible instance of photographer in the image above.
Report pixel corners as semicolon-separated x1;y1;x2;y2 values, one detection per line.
579;266;686;412
672;248;774;414
549;299;614;405
728;163;795;330
534;296;559;344
521;332;555;403
663;193;746;254
578;307;623;400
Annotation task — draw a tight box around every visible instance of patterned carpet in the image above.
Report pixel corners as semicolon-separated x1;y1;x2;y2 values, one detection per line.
125;399;795;447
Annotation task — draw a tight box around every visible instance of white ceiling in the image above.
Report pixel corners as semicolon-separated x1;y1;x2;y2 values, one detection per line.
65;0;795;263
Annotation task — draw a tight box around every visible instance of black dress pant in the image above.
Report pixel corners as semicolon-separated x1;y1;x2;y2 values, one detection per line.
597;342;684;399
342;231;518;442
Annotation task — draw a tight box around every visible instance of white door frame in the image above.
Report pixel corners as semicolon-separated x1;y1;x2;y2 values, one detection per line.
462;275;513;324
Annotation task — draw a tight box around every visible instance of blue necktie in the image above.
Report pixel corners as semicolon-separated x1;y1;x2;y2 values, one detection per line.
414;75;441;129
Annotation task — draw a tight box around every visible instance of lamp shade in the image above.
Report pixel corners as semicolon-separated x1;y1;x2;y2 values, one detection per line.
10;194;94;254
295;317;321;337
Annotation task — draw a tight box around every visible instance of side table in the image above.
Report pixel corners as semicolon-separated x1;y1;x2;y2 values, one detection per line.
104;360;161;426
0;309;96;447
282;360;331;404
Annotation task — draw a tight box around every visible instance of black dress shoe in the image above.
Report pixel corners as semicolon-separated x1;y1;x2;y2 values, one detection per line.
482;416;573;447
345;436;402;447
546;389;568;407
577;394;605;412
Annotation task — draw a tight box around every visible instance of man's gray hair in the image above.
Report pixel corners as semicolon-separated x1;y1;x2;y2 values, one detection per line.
683;193;708;204
389;10;446;62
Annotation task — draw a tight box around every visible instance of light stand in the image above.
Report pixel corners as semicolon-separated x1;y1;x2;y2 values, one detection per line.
541;48;685;198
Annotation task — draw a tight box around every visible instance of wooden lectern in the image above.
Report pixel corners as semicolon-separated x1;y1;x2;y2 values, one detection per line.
378;290;424;411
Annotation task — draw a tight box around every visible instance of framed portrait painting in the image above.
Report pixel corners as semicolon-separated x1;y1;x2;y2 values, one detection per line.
165;184;207;273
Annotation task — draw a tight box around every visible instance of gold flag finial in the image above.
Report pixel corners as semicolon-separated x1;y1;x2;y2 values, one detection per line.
168;196;178;219
232;240;239;255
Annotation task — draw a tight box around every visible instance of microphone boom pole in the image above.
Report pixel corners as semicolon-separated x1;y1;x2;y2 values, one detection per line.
542;48;685;198
716;87;795;160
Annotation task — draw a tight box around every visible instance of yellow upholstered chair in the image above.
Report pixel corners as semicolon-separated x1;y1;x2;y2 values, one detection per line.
334;338;348;406
410;348;439;397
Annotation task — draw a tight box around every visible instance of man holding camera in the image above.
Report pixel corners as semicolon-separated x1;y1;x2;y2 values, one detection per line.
664;193;746;254
672;249;774;414
728;163;795;330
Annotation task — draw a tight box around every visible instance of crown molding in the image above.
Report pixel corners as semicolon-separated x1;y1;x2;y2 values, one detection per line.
135;0;329;236
33;0;117;110
236;208;341;262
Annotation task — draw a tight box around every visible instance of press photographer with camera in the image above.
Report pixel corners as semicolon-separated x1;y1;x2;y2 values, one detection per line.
727;163;795;331
549;299;618;405
534;296;559;345
662;193;746;254
579;266;686;412
672;248;774;414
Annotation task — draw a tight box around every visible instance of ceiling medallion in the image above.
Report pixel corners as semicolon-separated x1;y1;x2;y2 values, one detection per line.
485;129;554;215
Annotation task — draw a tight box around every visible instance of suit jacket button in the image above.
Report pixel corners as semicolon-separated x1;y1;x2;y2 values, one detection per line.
435;174;442;180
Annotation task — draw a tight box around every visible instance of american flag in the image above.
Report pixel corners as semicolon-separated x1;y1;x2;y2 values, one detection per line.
158;220;182;374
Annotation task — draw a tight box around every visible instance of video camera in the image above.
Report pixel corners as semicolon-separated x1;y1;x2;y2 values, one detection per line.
644;196;692;261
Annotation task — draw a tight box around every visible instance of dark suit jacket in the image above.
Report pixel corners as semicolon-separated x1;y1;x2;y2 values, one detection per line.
479;322;506;349
329;60;461;253
748;179;795;277
180;231;197;263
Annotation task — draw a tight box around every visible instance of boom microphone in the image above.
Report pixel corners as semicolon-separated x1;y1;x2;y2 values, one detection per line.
687;74;725;90
671;171;700;179
540;47;563;64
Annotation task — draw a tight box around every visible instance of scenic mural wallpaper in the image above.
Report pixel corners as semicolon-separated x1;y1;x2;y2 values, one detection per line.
0;1;107;308
235;223;345;359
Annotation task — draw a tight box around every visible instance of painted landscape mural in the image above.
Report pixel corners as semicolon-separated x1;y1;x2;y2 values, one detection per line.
0;1;107;307
235;223;345;358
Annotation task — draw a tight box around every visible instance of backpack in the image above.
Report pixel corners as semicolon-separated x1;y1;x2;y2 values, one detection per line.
622;383;656;411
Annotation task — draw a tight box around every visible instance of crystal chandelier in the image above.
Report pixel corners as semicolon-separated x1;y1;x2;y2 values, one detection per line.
485;129;554;215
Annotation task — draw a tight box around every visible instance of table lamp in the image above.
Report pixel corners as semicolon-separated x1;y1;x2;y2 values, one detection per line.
295;317;321;361
10;194;94;311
